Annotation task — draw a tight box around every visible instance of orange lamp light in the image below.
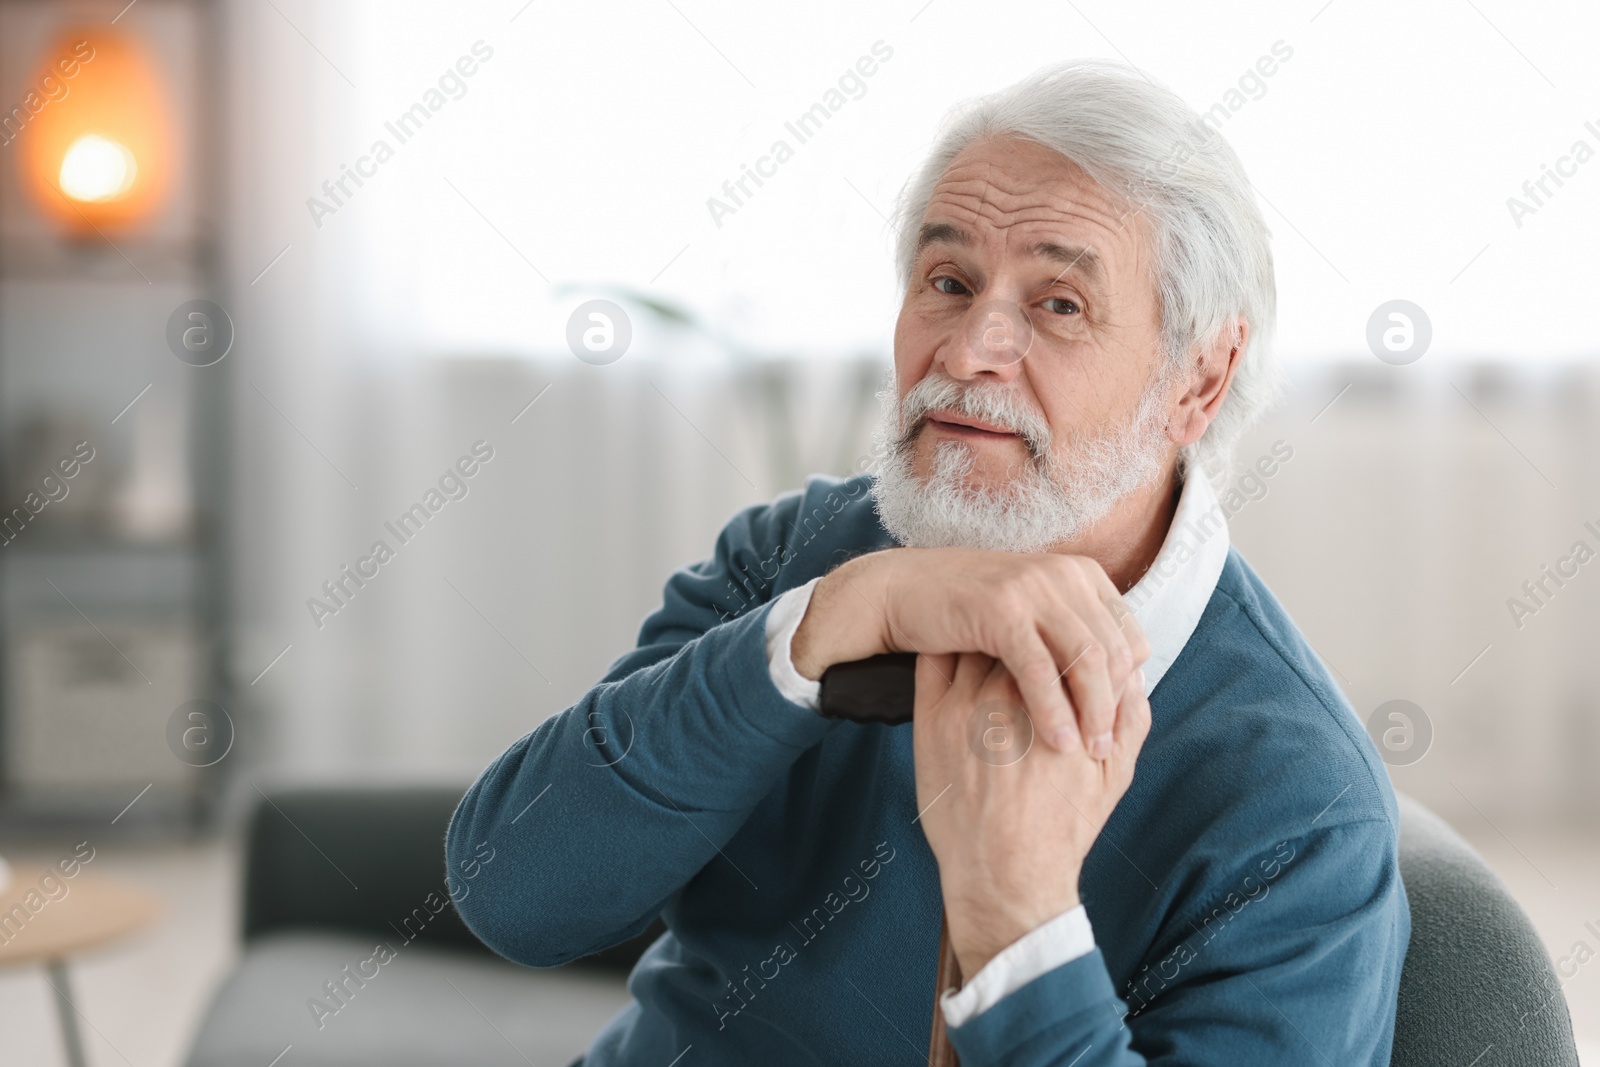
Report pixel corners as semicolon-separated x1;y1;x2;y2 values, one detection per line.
19;28;173;233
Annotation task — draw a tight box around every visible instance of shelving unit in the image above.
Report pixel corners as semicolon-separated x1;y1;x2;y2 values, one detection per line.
0;0;230;831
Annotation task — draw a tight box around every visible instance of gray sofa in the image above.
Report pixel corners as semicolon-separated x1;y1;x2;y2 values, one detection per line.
183;786;1579;1066
183;787;655;1067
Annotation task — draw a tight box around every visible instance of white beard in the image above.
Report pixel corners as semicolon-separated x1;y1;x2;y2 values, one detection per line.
868;367;1173;553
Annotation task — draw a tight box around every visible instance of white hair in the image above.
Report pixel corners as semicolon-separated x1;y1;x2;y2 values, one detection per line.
890;58;1280;478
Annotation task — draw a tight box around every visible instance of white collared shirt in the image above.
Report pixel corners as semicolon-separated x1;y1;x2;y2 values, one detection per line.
763;471;1231;1026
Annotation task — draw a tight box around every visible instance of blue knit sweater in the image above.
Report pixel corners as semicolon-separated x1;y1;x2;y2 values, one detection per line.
446;473;1410;1066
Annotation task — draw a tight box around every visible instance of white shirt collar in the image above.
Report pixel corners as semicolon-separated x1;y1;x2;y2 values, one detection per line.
1122;472;1231;696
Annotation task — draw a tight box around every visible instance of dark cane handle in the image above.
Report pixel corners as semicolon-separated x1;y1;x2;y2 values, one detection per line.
817;652;918;725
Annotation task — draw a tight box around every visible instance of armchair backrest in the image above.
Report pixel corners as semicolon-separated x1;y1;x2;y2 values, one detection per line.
1391;793;1579;1066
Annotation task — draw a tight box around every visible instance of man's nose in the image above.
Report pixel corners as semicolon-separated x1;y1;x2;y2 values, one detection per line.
940;299;1031;382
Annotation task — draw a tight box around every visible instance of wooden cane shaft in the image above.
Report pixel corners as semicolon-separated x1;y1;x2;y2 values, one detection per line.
927;914;963;1067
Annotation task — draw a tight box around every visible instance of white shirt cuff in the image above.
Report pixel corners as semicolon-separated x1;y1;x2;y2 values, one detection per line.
763;578;822;711
939;904;1096;1027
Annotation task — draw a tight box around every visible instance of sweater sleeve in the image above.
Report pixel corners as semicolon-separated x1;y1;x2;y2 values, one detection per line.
947;818;1409;1066
444;493;837;966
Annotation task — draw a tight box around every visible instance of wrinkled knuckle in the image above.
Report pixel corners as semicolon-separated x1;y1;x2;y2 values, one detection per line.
1018;657;1056;689
998;615;1035;655
993;578;1031;617
1076;642;1109;672
1066;563;1097;596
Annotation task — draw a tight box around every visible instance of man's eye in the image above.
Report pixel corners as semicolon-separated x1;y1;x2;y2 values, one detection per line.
933;277;969;296
1044;297;1080;315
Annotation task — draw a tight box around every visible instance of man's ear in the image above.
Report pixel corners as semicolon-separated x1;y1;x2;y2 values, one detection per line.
1168;316;1247;447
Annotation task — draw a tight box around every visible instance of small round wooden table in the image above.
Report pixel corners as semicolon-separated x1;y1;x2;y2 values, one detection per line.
0;863;161;1067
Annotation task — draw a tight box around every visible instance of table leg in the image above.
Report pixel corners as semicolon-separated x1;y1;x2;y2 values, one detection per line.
45;958;89;1067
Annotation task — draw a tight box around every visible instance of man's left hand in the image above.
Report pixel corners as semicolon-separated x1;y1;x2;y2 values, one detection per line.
913;651;1151;978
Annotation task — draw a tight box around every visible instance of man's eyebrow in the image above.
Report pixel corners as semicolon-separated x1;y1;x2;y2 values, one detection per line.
914;222;970;258
914;223;1103;285
1030;241;1103;284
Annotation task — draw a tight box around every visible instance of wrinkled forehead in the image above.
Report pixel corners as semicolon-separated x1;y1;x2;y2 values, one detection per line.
916;136;1151;283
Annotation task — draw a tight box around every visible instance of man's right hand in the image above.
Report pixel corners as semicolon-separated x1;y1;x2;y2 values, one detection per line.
789;548;1148;756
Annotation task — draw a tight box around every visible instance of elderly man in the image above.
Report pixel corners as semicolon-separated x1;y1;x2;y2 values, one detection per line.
448;59;1408;1066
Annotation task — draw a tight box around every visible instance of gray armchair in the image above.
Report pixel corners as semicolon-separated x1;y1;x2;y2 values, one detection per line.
1391;795;1579;1066
182;786;1579;1066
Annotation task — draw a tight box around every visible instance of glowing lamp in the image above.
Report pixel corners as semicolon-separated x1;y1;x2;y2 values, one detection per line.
60;133;140;202
19;28;173;233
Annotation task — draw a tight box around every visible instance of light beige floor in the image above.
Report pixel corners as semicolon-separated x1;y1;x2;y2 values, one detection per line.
0;837;239;1067
0;821;1594;1066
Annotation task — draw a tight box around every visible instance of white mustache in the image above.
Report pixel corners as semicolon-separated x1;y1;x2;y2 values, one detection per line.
896;375;1054;458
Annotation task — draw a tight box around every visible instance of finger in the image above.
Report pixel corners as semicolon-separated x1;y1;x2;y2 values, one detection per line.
950;651;994;710
981;655;1015;695
917;653;990;779
940;652;992;751
1036;608;1117;760
1001;627;1080;753
1074;563;1145;700
913;653;961;736
1086;602;1136;703
974;656;1027;732
1102;588;1150;671
914;651;992;724
1061;635;1118;761
913;653;960;777
915;652;959;703
1112;666;1153;760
